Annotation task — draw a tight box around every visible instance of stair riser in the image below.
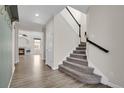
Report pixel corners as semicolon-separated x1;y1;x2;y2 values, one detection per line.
70;54;87;59
59;66;101;84
80;42;86;45
73;51;86;54
59;67;81;81
59;42;101;84
78;46;86;49
63;62;93;74
67;57;88;66
79;45;86;47
76;48;86;50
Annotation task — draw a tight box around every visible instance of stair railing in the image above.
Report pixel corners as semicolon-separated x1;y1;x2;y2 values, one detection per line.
66;6;109;53
66;6;81;42
85;32;109;53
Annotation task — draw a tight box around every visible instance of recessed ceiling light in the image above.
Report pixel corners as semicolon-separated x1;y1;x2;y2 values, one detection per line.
35;13;39;17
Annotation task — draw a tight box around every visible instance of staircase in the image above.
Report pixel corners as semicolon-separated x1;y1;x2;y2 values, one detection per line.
59;42;101;84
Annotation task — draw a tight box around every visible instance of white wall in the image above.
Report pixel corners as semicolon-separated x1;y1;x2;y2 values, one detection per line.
18;30;44;59
60;8;79;35
61;7;87;42
45;7;85;69
45;18;54;68
68;6;84;24
53;13;80;69
80;13;87;42
12;21;19;65
87;6;124;87
0;5;12;87
42;27;46;60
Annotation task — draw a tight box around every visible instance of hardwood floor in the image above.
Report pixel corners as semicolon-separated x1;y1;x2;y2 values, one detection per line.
10;55;110;88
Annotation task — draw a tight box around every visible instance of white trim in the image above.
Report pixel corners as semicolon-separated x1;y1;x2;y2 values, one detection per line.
8;66;15;88
107;82;122;88
45;62;58;70
15;60;19;64
88;59;122;88
52;66;58;70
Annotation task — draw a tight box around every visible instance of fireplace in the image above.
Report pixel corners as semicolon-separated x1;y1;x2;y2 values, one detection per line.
19;48;25;55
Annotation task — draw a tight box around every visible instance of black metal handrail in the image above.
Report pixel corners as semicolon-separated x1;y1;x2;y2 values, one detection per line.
86;38;109;53
66;6;81;38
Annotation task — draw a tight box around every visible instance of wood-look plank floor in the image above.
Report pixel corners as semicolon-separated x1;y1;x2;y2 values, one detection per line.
10;55;110;88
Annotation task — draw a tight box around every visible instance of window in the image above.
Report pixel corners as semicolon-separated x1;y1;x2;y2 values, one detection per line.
34;39;41;49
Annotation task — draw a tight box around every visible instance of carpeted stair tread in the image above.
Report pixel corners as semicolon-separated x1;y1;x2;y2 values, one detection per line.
70;53;87;59
63;60;94;74
59;42;101;84
79;44;86;47
80;42;86;45
66;57;88;66
70;53;86;56
59;65;101;84
76;47;86;50
73;50;86;54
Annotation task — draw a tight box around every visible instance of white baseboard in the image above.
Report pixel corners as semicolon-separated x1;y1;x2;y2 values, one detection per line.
8;66;15;88
88;59;122;88
45;62;58;70
52;66;58;70
51;65;59;70
107;81;122;88
15;60;19;64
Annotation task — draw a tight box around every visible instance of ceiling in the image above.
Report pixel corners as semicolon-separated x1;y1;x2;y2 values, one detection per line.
18;5;89;31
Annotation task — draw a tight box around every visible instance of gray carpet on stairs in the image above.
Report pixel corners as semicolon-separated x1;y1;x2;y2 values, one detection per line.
59;42;105;85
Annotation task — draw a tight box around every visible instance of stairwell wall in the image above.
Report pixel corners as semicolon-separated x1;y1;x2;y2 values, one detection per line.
45;7;83;69
45;18;54;68
12;21;19;65
53;13;80;69
87;5;124;87
67;6;87;42
0;5;12;87
45;7;87;69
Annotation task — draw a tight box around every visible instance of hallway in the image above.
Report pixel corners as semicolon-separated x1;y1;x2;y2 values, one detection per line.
10;55;110;88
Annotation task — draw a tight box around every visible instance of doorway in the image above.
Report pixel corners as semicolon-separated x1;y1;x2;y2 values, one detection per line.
33;38;42;55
